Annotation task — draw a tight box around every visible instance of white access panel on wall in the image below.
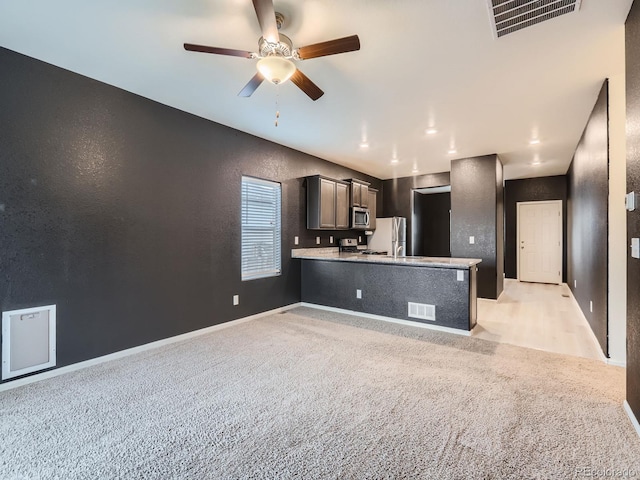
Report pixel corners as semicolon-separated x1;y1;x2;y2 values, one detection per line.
2;305;56;380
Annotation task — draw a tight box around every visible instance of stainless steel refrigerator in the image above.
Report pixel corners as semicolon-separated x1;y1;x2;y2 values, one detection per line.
368;217;407;256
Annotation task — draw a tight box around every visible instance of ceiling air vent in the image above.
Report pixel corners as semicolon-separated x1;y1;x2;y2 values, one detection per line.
487;0;582;38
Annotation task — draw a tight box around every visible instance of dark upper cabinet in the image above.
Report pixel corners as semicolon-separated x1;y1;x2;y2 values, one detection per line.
307;175;350;230
351;182;361;206
360;184;369;207
336;182;350;229
319;177;336;228
349;179;371;207
368;188;378;230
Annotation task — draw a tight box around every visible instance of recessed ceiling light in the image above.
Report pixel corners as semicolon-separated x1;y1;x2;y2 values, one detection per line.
359;142;369;149
530;152;542;165
391;158;399;164
529;139;540;145
426;128;438;135
448;149;457;154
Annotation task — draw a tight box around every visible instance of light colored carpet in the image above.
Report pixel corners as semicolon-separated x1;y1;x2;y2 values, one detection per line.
1;306;639;479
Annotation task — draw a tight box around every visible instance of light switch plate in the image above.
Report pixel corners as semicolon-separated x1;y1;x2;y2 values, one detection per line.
233;295;239;306
330;236;334;244
469;236;475;245
356;289;362;299
294;236;299;245
626;192;636;211
456;270;464;281
316;237;321;245
632;238;640;259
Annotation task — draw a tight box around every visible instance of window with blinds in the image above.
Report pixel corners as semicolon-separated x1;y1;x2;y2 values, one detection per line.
241;176;282;281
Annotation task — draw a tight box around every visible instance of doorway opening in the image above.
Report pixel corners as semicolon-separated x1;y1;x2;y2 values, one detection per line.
412;185;451;257
517;200;562;284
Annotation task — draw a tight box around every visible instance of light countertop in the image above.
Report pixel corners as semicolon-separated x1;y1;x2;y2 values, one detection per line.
291;248;482;269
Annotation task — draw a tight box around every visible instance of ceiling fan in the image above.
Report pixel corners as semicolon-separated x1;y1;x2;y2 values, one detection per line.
183;0;360;101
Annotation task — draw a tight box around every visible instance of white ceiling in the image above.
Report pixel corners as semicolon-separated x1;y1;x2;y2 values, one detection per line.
0;0;632;180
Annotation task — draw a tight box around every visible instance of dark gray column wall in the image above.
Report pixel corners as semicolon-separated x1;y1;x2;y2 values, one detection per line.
0;47;382;382
495;157;505;297
381;172;450;255
567;80;609;357
450;155;504;300
626;1;640;424
504;176;568;281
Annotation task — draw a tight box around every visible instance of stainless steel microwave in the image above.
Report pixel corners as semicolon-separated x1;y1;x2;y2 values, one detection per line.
351;207;370;230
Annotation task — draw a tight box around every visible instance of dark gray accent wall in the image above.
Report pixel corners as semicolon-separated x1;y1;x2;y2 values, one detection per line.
413;192;451;257
381;172;450;255
504;176;567;281
567;80;609;357
0;47;382;382
626;1;640;425
450;155;504;300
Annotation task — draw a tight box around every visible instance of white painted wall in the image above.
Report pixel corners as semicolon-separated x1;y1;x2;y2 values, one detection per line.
607;27;627;366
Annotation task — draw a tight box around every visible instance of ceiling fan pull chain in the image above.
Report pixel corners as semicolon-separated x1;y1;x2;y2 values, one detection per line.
275;90;280;127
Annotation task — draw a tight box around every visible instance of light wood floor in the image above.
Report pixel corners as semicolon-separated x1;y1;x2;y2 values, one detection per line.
474;279;605;361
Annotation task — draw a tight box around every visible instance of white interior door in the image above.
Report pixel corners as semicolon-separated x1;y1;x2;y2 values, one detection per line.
517;201;562;284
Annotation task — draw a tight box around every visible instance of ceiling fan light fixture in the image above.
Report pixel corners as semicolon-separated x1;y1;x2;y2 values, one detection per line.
257;56;296;85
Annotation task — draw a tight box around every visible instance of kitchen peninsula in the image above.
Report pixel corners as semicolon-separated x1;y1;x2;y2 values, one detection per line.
292;248;481;332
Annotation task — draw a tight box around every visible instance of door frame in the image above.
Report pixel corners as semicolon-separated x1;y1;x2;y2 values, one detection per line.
516;200;563;284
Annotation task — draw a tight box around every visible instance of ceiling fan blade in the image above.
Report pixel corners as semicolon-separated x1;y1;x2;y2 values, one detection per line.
290;69;324;101
238;72;265;97
297;35;360;60
252;0;279;44
184;43;253;58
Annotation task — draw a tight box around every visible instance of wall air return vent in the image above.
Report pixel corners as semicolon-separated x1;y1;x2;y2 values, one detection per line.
2;305;56;380
408;302;436;321
487;0;582;38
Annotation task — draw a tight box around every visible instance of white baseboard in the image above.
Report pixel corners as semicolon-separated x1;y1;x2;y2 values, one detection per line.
566;287;612;365
299;302;472;337
607;358;627;367
624;400;640;439
0;303;302;393
478;298;498;303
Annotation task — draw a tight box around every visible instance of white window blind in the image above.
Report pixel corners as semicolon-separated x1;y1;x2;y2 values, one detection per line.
241;176;282;281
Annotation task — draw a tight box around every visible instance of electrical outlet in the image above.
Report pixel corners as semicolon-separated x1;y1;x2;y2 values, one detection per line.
330;236;334;244
590;300;593;313
456;270;464;281
316;237;321;245
469;236;475;245
356;289;362;299
233;295;239;306
359;236;362;243
294;236;299;245
574;280;577;288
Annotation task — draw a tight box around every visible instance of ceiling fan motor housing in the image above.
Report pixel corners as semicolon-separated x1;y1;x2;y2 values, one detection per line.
258;34;293;58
